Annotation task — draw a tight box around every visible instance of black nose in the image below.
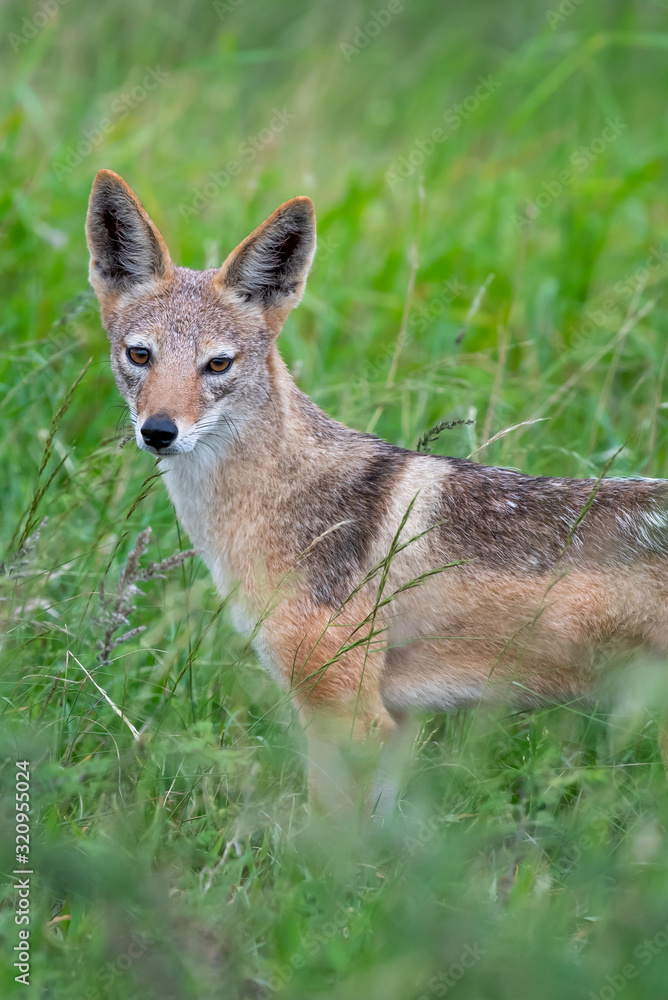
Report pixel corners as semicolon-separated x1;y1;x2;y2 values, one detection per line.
141;414;178;450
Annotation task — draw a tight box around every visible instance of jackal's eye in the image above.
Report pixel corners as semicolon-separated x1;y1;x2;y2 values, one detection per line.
206;356;232;373
126;346;151;366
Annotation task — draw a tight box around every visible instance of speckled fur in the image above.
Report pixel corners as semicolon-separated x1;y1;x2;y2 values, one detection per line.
87;170;668;801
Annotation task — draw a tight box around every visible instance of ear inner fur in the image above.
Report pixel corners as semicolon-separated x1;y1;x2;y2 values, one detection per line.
215;196;316;325
86;169;173;299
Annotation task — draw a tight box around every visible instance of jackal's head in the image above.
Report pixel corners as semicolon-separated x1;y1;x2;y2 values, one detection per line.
86;169;315;456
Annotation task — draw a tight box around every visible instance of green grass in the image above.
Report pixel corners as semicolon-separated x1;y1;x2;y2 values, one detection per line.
2;1;668;996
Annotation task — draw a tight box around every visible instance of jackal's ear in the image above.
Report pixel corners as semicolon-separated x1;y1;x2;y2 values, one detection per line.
215;197;316;325
86;169;173;302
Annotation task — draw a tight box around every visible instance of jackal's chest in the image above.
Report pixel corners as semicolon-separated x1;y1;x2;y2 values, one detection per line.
160;455;272;603
161;456;237;590
160;456;289;684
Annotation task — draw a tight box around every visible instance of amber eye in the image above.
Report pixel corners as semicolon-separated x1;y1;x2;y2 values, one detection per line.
127;346;151;366
206;356;232;373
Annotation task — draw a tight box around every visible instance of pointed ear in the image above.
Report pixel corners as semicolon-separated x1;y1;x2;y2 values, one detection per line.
86;169;173;302
214;197;316;324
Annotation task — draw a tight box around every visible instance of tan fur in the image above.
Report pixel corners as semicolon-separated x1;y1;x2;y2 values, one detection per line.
87;170;668;810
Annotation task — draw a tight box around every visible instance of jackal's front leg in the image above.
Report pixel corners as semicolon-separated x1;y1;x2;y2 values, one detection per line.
264;597;394;815
299;703;398;817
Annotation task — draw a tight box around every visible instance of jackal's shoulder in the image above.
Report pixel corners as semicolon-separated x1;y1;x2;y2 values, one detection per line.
286;414;668;601
292;427;668;598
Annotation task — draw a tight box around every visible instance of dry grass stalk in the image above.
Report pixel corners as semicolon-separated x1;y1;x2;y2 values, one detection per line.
96;526;197;665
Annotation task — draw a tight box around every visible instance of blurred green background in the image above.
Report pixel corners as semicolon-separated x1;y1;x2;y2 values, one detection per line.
2;1;668;997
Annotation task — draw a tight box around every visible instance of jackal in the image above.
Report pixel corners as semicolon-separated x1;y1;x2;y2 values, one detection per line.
87;169;668;808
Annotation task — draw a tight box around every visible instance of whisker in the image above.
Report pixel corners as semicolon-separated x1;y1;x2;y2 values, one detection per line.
221;413;242;448
259;384;279;421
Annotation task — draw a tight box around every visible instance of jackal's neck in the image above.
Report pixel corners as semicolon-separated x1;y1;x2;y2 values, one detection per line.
262;350;360;457
243;348;369;468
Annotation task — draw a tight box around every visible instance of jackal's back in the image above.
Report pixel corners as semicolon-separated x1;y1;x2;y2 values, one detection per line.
292;435;668;606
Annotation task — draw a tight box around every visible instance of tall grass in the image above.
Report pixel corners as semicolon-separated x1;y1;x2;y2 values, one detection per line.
2;1;668;997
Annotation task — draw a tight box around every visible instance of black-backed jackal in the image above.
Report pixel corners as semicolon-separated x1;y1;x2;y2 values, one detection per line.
87;170;668;810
